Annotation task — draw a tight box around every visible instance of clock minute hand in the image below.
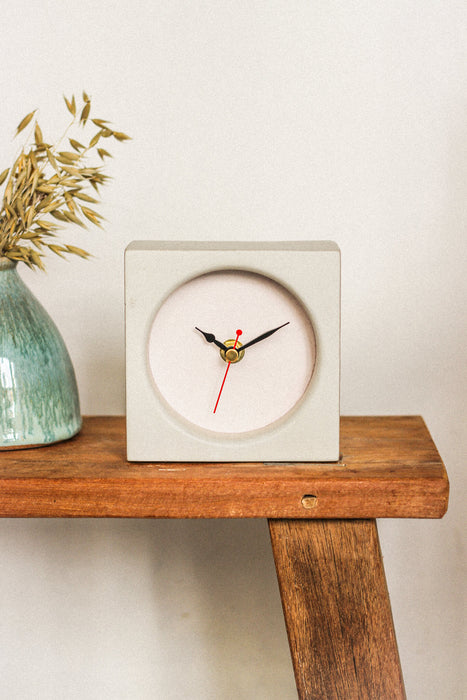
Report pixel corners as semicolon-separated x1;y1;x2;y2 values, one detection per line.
241;322;290;351
195;327;228;352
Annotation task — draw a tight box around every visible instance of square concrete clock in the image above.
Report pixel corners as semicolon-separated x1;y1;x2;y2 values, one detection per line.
125;241;340;462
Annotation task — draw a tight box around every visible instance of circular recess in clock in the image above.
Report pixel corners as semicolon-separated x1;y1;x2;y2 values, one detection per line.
148;270;316;434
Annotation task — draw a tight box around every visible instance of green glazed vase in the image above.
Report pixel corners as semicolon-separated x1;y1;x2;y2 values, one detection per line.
0;258;81;448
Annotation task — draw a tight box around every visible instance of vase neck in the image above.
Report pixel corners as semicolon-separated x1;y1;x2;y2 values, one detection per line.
0;258;18;271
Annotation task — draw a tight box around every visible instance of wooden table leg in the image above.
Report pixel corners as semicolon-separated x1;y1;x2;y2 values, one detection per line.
268;519;406;700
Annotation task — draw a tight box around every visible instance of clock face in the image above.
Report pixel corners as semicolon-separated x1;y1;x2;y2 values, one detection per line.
148;270;316;434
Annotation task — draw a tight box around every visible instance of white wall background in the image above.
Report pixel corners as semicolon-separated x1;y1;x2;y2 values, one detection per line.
1;1;465;698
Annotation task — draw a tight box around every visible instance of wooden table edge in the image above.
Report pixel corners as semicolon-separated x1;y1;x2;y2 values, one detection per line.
0;415;449;520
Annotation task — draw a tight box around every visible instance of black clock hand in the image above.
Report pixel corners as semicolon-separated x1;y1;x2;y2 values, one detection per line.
195;327;228;352
240;322;290;351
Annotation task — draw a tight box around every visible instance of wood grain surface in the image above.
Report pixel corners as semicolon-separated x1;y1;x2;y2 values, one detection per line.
0;415;448;518
269;518;406;699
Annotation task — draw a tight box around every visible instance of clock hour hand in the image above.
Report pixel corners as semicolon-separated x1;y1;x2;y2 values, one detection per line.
195;327;228;352
240;322;290;351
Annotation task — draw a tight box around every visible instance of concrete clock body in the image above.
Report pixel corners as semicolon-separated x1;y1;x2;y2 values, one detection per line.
125;241;340;462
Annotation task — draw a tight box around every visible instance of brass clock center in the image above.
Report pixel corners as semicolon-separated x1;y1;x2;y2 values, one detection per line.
220;339;244;364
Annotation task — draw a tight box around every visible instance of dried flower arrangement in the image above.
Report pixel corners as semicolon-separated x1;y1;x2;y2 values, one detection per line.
0;92;130;270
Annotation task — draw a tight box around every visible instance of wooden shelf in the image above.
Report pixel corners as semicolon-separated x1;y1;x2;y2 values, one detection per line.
1;415;448;697
0;415;448;519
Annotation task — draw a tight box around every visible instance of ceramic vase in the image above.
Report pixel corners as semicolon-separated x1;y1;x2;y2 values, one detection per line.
0;258;81;448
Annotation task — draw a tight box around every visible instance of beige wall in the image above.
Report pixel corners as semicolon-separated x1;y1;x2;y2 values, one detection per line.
1;2;465;698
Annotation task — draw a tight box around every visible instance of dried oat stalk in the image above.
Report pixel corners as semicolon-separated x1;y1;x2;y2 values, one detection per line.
0;92;130;270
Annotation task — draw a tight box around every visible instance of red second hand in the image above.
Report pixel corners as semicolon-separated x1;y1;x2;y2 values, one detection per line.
213;329;242;414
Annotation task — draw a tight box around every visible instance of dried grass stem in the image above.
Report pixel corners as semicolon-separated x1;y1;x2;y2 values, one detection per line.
0;92;130;270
